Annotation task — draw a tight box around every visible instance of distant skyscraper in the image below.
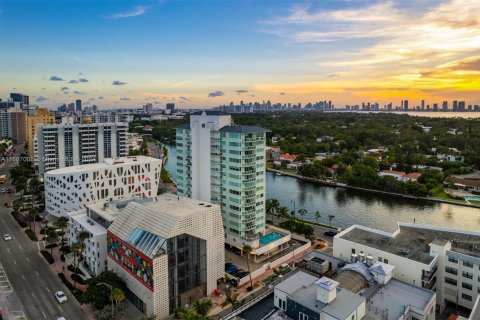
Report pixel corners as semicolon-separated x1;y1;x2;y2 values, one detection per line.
458;101;465;111
143;103;153;113
166;103;175;113
421;100;425;110
442;101;448;111
75;99;82;112
403;100;409;111
68;103;75;112
453;100;458;111
10;92;29;105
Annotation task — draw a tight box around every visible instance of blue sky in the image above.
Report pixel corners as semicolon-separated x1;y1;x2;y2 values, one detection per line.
1;0;479;108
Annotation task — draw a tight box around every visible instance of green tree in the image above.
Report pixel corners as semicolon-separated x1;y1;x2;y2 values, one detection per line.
193;299;212;317
111;287;125;317
83;270;127;309
46;229;59;256
314;211;321;224
242;244;254;290
76;230;90;265
54;217;68;244
71;242;83;269
276;206;289;223
298;208;307;220
328;214;335;226
221;289;242;310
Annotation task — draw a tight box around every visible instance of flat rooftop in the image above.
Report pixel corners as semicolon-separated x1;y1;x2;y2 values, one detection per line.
339;223;480;264
366;279;435;319
46;156;161;174
70;212;107;236
286;274;364;319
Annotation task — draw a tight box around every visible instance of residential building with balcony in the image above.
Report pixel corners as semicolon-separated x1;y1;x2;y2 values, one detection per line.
176;111;290;257
36;122;128;175
333;223;480;313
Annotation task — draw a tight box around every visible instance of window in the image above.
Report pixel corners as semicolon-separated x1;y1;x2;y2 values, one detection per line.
445;277;457;286
462;271;473;279
445;267;458;275
384;259;388;264
412;317;420;320
461;294;472;301
351;316;355;320
378;257;383;262
462;260;473;268
299;313;309;320
448;256;458;263
462;283;472;290
351;248;355;254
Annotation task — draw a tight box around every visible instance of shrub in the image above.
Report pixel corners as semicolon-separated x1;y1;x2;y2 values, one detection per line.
68;264;85;276
25;229;37;241
71;273;86;285
60;246;71;254
58;273;84;301
40;227;55;235
41;250;54;264
60;255;66;262
45;243;58;249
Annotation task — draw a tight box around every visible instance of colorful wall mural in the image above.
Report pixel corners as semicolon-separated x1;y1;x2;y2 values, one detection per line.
107;231;154;291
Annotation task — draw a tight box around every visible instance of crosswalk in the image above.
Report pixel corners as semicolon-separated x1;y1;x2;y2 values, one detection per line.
0;263;12;296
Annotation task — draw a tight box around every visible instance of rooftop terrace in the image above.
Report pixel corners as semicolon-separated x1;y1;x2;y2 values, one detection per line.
339;223;480;264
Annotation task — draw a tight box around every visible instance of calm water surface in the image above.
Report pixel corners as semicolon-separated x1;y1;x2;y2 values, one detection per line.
163;144;480;232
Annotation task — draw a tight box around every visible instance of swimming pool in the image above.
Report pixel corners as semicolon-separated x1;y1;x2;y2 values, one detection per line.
259;232;284;245
465;196;480;201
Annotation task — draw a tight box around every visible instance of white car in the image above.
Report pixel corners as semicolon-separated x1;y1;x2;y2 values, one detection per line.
3;234;12;241
55;291;67;304
0;188;5;193
56;317;66;320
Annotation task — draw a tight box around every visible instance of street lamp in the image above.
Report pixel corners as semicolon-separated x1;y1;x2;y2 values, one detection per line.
97;282;114;319
290;200;296;220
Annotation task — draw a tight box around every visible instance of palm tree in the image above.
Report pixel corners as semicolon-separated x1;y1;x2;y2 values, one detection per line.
314;211;321;224
76;230;90;265
71;242;83;269
193;299;212;317
328;214;335;226
242;244;253;290
298;208;307;220
276;206;289;223
46;229;59;256
111;287;125;318
220;289;242;310
54;217;68;245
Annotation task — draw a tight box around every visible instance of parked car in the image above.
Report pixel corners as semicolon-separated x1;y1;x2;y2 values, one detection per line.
324;230;338;237
55;291;67;304
3;234;12;241
0;188;5;193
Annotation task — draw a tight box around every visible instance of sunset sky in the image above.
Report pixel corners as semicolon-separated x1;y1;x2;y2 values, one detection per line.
0;0;479;109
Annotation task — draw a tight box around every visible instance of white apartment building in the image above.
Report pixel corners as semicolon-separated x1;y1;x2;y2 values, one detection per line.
67;197;154;275
36;122;128;175
107;194;224;318
176;111;290;257
45;156;161;217
333;223;480;313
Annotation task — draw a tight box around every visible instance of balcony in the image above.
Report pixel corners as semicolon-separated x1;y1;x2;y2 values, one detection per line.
422;267;437;283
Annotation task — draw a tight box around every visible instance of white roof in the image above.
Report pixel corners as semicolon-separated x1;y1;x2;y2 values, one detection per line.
274;271;318;295
108;194;221;241
69;212;107;236
315;277;339;291
45;156;161;175
369;261;395;275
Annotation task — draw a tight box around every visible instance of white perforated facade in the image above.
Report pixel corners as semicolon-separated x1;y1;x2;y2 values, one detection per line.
107;194;225;319
45;156;162;217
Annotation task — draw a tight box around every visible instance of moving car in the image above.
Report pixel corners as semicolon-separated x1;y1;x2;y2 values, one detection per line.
323;230;338;237
55;291;67;304
3;234;12;241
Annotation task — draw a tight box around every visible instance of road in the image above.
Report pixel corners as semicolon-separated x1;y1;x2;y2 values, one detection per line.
147;141;162;159
0;148;88;320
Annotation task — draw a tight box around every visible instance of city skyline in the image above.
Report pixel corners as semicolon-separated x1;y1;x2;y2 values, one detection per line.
1;0;479;108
